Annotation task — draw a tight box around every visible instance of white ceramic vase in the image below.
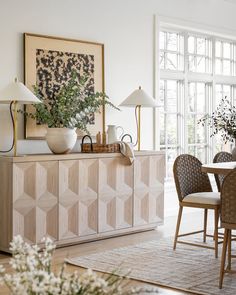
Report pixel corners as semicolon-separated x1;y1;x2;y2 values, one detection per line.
46;128;77;154
107;125;124;143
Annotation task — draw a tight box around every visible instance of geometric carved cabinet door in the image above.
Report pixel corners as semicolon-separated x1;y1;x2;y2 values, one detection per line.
13;161;58;244
134;155;164;226
59;159;98;240
98;157;133;233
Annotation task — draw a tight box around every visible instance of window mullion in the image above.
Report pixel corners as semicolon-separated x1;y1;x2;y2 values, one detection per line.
210;37;216;161
221;42;223;74
183;31;189;154
194;83;197;153
164;80;168;177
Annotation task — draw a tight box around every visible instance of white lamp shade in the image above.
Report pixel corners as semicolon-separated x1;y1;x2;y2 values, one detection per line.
0;80;41;104
119;86;159;107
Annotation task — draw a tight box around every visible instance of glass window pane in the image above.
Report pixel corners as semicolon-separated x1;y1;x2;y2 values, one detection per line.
233;62;236;76
166;53;177;70
216;84;231;105
188;146;195;156
215;41;236;76
223;85;231;98
188;36;211;73
215;133;224;153
158;31;236;178
196;56;205;72
160;30;184;72
167;80;176;98
166;114;177;144
167;97;177;112
196;146;206;163
159;80;165;106
160;31;165;50
179;35;184;53
188;83;195;112
223;42;231;59
167;148;177;178
215;58;222;74
166;80;177;112
215;84;223;105
197;38;205;55
188;36;195;54
167;33;177;51
223;60;230;75
160;52;165;69
160;112;165;145
188;114;195;144
196;115;206;143
216;41;221;57
196;83;205;113
178;54;184;71
189;55;195;71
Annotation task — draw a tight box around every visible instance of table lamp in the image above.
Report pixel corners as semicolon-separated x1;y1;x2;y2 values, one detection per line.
0;78;41;156
119;86;159;151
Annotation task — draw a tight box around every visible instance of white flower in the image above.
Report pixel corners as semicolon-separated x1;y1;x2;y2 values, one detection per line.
1;235;135;295
76;113;82;120
0;265;5;274
69;117;77;127
9;235;24;253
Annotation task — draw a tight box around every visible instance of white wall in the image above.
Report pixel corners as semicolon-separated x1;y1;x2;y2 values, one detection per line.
1;0;236;154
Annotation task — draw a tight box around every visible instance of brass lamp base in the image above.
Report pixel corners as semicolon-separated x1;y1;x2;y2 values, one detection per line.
13;100;18;157
137;105;141;151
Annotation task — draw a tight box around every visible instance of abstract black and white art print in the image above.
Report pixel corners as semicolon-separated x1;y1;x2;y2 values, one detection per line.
24;33;104;139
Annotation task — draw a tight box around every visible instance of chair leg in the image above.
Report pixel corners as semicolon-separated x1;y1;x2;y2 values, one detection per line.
227;230;232;271
203;209;208;243
219;229;229;289
173;205;183;250
213;213;221;242
214;208;219;258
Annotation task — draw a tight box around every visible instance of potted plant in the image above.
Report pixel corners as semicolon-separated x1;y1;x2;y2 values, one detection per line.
22;71;118;154
198;97;236;158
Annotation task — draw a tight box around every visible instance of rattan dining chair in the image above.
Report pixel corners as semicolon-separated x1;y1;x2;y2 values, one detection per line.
219;169;236;288
213;152;233;192
173;154;220;258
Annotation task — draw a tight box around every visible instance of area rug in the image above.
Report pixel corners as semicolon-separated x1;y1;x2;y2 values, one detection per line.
66;236;236;295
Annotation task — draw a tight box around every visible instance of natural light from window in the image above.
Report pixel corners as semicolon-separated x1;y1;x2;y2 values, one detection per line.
159;28;236;179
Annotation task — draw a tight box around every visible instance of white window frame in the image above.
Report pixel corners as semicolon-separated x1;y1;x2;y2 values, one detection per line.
159;79;183;178
155;20;236;178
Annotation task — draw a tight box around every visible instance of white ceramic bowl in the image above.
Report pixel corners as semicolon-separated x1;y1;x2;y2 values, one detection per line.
46;128;77;154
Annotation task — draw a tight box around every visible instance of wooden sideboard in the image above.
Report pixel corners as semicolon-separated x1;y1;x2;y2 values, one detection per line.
0;151;165;252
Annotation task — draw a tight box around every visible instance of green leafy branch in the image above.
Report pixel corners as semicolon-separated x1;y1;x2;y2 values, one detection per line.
20;70;119;134
198;96;236;143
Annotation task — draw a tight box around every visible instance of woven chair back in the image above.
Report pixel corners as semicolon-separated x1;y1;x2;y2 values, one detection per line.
173;154;212;202
221;169;236;225
213;152;233;192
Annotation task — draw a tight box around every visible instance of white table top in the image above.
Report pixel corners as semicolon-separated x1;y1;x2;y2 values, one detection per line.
202;161;236;175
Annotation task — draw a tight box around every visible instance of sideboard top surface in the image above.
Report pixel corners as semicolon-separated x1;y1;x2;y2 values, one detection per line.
0;150;165;163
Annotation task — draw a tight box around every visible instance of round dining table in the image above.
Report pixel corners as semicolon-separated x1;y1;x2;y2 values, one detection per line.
201;161;236;175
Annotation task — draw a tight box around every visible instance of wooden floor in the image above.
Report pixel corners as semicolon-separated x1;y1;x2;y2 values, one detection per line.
0;209;215;294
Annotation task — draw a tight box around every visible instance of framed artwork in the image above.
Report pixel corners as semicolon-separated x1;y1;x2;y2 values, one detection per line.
24;33;105;139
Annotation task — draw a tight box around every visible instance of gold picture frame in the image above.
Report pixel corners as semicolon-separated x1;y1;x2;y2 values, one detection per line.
24;33;105;139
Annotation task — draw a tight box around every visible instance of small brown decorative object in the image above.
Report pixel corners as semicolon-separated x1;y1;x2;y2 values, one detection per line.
81;135;120;153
